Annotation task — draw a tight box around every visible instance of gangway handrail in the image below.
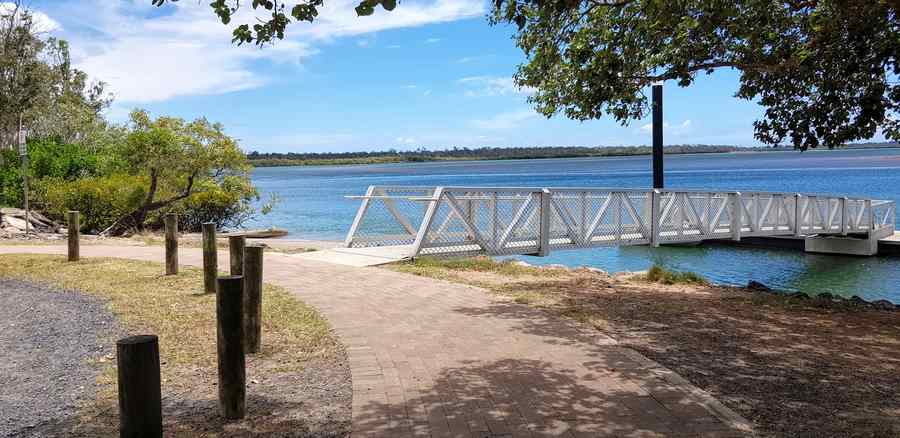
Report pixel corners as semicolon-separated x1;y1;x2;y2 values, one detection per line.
344;186;896;258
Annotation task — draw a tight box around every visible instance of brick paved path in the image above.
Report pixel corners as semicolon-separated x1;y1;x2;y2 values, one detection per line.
1;245;752;437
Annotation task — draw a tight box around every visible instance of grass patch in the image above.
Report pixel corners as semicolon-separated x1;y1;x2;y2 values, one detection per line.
641;264;709;285
0;254;339;369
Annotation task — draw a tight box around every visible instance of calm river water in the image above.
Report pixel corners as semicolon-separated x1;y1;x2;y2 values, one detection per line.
247;148;900;302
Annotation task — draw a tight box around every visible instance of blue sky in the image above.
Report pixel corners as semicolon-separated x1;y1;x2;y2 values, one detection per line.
26;0;777;153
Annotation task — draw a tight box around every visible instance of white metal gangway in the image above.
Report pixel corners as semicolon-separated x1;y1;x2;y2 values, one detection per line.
344;186;896;259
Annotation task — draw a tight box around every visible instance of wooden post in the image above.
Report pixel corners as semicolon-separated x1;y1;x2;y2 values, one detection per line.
67;211;79;262
116;335;162;438
243;245;264;354
229;236;246;276
202;223;217;294
216;276;245;420
164;213;178;275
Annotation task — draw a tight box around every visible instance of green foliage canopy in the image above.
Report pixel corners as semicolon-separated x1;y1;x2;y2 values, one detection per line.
97;110;256;234
0;3;110;146
151;0;398;45
490;0;900;149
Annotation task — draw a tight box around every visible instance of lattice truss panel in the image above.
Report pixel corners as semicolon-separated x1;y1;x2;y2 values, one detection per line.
419;189;542;256
736;193;797;237
657;192;740;242
347;187;434;248
548;190;650;249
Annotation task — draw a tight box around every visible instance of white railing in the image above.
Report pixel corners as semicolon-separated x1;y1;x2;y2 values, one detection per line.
345;186;896;257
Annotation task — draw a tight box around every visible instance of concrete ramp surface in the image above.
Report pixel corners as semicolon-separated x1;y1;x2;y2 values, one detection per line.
292;245;414;267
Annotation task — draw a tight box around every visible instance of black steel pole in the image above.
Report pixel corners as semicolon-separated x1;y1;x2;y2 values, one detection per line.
652;83;664;189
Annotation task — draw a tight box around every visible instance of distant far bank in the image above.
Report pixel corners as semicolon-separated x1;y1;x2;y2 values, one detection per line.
247;142;900;167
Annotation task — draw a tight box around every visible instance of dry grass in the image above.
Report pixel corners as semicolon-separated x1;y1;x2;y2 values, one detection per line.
389;256;900;438
0;254;344;437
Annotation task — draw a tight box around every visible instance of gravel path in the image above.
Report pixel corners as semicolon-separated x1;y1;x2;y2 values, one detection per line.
0;278;120;438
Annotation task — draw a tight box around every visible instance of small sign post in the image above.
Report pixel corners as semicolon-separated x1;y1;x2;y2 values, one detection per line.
18;117;29;236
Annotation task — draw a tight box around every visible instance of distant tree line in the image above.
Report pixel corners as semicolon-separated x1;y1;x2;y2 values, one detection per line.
247;142;900;167
246;144;765;166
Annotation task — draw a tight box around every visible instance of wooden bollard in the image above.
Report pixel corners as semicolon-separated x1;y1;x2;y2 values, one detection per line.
243;245;264;354
116;335;163;438
216;276;245;420
67;211;79;262
164;213;178;275
202;223;217;294
229;236;246;276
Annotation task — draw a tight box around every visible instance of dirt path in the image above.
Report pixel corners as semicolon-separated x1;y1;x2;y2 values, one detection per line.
0;245;752;437
0;279;121;437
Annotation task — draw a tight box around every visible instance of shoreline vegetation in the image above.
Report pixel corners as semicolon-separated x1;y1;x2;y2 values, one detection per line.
247;142;900;167
388;257;900;437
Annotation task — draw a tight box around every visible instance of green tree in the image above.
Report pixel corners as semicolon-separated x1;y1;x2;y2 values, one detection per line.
490;0;900;149
0;2;110;147
0;1;48;146
100;110;256;235
151;0;398;45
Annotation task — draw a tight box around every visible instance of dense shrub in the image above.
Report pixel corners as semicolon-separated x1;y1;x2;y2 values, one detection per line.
37;175;146;232
1;126;263;234
150;176;258;232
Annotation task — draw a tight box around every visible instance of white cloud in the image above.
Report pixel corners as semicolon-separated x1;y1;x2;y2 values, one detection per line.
0;2;60;32
37;0;483;104
638;119;693;136
456;55;488;63
471;108;538;130
395;136;418;144
425;37;442;43
458;75;533;97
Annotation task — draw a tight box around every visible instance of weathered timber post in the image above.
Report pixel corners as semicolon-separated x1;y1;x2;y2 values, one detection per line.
164;213;178;275
243;245;264;354
216;276;246;420
67;211;80;262
202;223;217;294
116;335;163;438
229;236;246;276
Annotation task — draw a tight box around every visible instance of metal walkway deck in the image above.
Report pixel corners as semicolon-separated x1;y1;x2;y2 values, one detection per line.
344;186;896;259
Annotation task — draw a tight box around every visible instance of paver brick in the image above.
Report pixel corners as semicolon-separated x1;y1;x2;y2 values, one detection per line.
1;245;754;438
